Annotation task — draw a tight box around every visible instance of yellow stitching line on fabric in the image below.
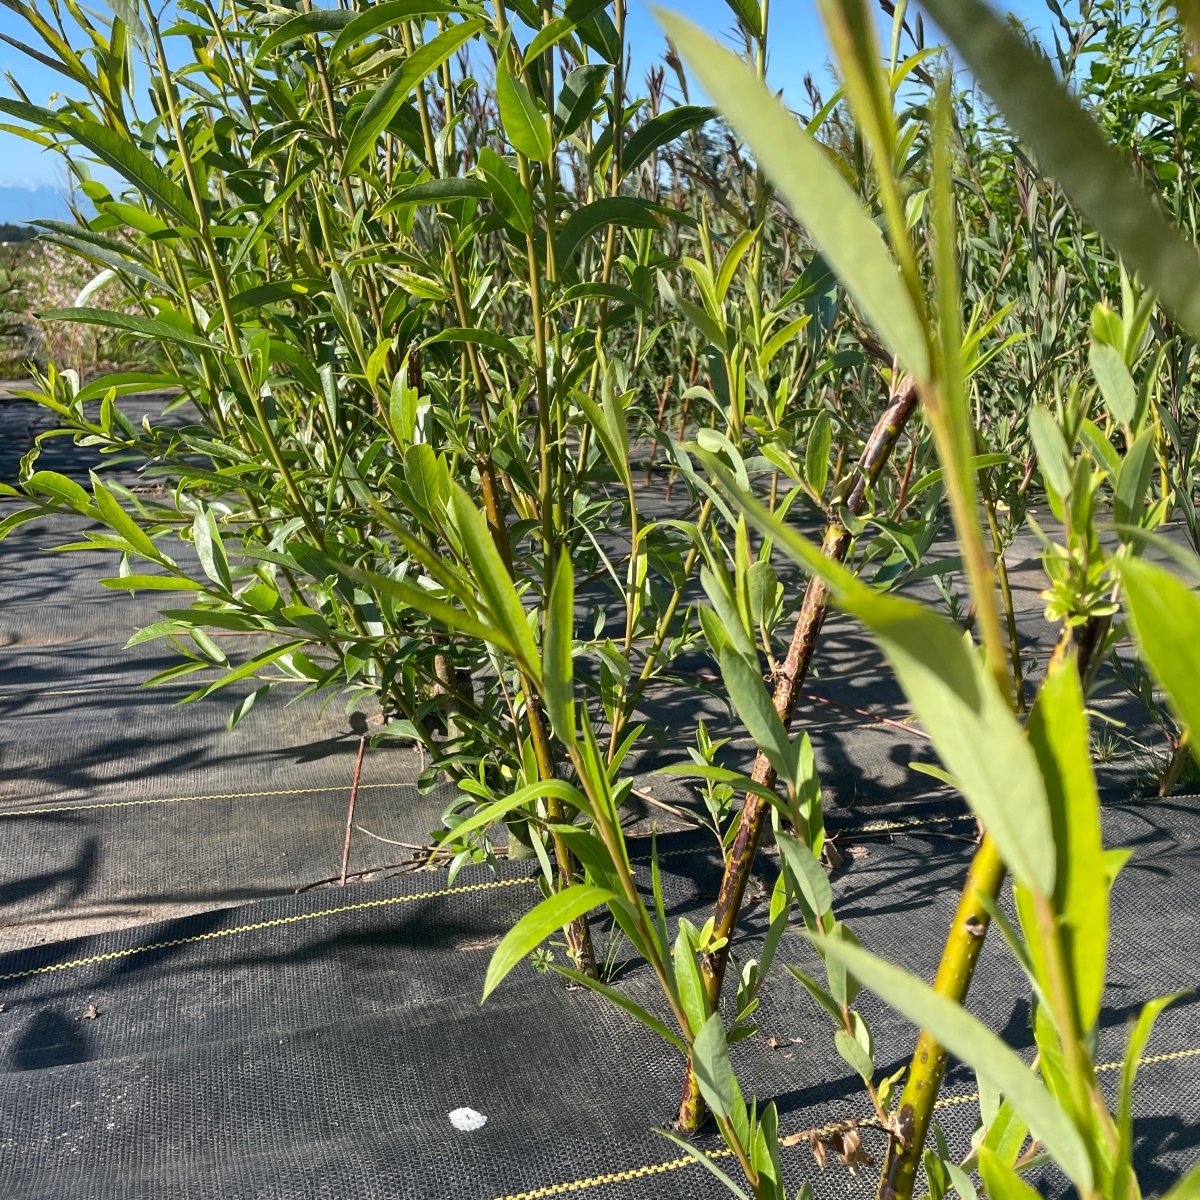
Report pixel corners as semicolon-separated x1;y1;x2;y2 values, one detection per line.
0;805;966;983
855;812;973;834
0;876;535;983
0;782;415;819
490;1047;1200;1200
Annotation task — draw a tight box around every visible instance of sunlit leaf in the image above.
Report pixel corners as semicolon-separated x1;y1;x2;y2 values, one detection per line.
483;884;616;1001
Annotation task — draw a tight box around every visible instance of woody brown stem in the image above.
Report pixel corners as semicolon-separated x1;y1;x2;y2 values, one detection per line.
674;379;919;1131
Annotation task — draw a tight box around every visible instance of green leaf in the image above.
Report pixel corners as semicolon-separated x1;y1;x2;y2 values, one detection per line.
1090;340;1137;425
1120;557;1200;763
524;15;576;65
496;57;552;161
544;555;577;747
853;591;1053;894
24;470;94;511
55;115;200;227
550;965;686;1052
1114;994;1182;1200
691;1013;738;1120
834;1028;874;1085
577;389;632;489
482;884;615;1001
425;326;524;361
654;1128;750;1200
623;105;714;175
673;920;709;1035
920;0;1200;338
657;10;929;383
434;780;591;850
192;510;231;591
333;560;509;651
342;20;485;176
721;0;763;36
329;2;471;60
37;308;213;352
746;559;778;629
228;167;314;272
91;475;161;561
785;965;843;1025
477;146;533;232
815;934;1093;1191
776;833;833;925
449;484;540;675
403;444;448;515
1158;1157;1200;1200
1028;405;1072;499
189;641;305;699
1025;653;1107;1032
100;574;203;591
555;64;608;139
225;278;329;317
1113;427;1156;529
377;177;490;215
0;506;44;540
717;646;792;784
259;9;354;57
805;410;832;498
557;197;664;273
976;1147;1042;1200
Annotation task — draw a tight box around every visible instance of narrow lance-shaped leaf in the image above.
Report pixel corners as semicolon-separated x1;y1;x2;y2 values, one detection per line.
543;555;577;746
329;1;473;60
91;475;162;562
496;56;552;161
717;645;793;785
342;19;485;176
976;1146;1043;1200
258;9;354;57
483;884;616;1001
448;484;540;675
776;832;833;926
656;9;930;384
691;1013;740;1120
38;308;215;352
192;510;231;592
815;933;1094;1192
1119;557;1200;763
1090;340;1137;425
1028;405;1072;499
1024;653;1108;1033
56;115;200;227
557;197;664;274
622;105;714;176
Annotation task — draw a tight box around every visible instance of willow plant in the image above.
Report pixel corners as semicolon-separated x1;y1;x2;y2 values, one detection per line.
473;1;1200;1196
5;0;1200;1196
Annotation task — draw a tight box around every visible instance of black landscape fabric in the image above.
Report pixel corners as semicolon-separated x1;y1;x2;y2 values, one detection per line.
3;391;1197;1197
0;799;1197;1200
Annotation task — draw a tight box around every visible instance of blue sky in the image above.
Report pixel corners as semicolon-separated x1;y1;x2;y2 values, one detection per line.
0;1;1053;217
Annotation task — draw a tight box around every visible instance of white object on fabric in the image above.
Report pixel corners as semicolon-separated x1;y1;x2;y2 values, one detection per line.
448;1107;487;1132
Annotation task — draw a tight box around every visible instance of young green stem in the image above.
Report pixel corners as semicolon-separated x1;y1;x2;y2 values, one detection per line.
877;835;1006;1200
